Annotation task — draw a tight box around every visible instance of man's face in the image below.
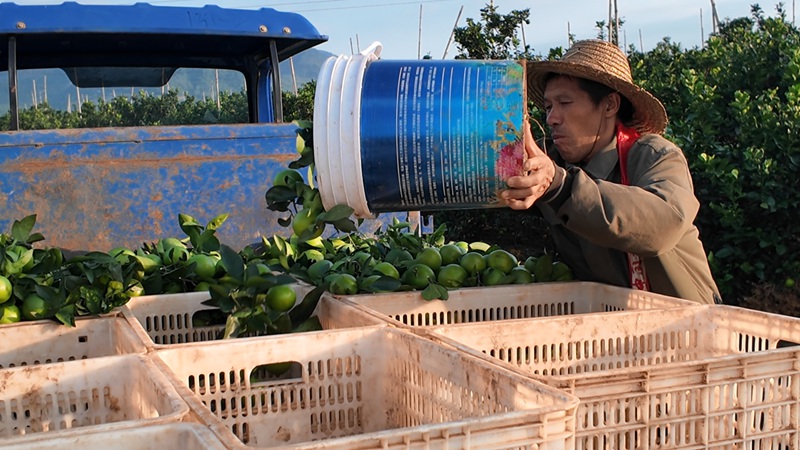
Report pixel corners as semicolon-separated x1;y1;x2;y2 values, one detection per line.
543;76;607;164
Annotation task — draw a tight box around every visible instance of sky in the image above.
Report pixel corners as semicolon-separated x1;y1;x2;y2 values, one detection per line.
7;0;793;59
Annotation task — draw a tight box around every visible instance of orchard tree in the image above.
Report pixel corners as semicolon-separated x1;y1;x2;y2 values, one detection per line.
453;3;535;60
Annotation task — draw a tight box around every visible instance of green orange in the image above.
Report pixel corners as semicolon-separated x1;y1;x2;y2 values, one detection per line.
0;275;12;304
266;284;297;312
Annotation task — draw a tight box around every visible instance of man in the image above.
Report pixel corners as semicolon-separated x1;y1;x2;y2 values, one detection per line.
502;39;721;304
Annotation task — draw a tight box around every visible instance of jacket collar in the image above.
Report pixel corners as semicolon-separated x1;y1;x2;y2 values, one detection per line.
568;137;619;180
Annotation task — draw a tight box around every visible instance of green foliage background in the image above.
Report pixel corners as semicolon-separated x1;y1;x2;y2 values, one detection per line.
2;4;798;307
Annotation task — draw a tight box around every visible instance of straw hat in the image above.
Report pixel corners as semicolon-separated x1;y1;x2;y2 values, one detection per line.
527;39;668;135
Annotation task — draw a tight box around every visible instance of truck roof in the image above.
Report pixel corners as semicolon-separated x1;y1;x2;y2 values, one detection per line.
0;2;328;71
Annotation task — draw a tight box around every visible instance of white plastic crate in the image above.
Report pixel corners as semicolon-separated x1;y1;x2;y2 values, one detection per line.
152;325;579;449
121;284;384;349
0;354;189;443
0;422;226;449
335;281;694;328
0;315;145;369
425;305;800;449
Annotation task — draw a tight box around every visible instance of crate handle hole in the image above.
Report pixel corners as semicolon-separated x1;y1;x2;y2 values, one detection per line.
78;335;88;343
250;362;302;386
190;309;227;328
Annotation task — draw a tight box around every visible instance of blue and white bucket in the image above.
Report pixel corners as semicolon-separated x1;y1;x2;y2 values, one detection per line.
313;42;527;218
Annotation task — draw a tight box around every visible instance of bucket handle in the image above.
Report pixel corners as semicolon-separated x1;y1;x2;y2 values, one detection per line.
360;41;382;59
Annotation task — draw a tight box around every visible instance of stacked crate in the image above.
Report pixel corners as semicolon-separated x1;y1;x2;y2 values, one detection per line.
0;314;200;448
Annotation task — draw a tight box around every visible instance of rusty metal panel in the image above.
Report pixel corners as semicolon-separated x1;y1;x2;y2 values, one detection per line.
0;123;419;252
0;123;298;251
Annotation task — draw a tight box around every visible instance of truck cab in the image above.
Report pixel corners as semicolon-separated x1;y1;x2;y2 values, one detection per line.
0;2;397;252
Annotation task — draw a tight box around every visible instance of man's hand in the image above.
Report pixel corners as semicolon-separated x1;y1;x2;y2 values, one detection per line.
501;122;556;210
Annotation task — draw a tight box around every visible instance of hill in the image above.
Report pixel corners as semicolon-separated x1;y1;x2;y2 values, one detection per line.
1;48;334;111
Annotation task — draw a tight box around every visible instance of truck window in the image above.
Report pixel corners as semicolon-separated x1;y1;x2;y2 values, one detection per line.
0;67;248;130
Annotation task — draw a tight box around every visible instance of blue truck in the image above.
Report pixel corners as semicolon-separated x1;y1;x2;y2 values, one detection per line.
0;2;413;253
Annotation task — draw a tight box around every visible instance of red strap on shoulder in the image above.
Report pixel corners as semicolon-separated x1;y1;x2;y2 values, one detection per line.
616;123;641;185
615;123;649;291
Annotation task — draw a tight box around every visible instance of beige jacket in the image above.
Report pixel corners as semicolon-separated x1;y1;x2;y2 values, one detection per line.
537;134;721;304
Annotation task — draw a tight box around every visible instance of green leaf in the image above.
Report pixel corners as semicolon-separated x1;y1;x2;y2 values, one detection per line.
223;315;241;339
293;119;313;130
288;151;314;169
11;214;36;242
206;214;229;231
55;305;77;327
318;204;355;223
365;276;402;293
26;232;45;245
421;283;448;301
265;185;299;206
289;284;325;325
178;213;200;228
292;315;322;333
332;218;358;233
219;244;245;283
269;314;293;334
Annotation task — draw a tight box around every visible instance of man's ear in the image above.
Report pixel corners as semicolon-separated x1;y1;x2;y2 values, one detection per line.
605;92;621;116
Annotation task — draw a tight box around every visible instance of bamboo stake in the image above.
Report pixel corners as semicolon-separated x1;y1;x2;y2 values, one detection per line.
442;5;463;59
700;8;705;48
289;57;298;95
418;4;423;59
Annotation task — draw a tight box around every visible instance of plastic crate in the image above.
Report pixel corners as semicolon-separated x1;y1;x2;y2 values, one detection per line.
0;315;145;369
121;284;384;349
335;281;694;328
424;305;800;449
152;325;579;449
0;354;189;443
0;422;227;449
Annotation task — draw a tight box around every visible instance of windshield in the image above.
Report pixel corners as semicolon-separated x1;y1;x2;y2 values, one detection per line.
1;67;248;130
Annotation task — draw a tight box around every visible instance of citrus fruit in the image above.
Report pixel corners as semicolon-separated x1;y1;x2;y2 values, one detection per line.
523;256;538;273
0;304;21;324
266;284;297;312
385;248;413;266
481;267;506;286
160;237;187;252
786;278;796;289
328;273;358;295
0;275;12;304
401;263;436;289
194;281;213;292
551;261;574;281
469;241;492;253
186;254;218;279
264;361;293;376
485;249;518;274
459;252;487;275
437;264;468;288
136;253;162;274
307;259;334;280
455;241;470;253
109;247;136;263
126;281;145;297
509;266;533;284
273;168;304;187
415;247;442;272
162;245;189;265
438;244;465;266
372;261;400;279
21;293;48;320
292;208;322;238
